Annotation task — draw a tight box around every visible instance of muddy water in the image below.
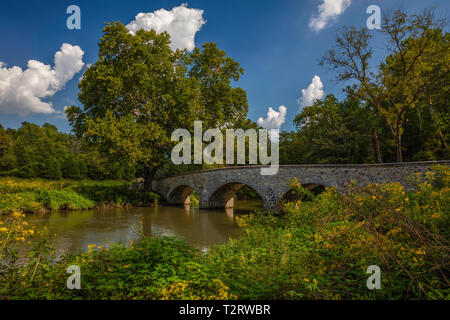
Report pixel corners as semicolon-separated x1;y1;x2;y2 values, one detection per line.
22;200;263;255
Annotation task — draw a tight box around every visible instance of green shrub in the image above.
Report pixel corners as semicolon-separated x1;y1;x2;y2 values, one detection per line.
35;189;94;210
0;191;43;213
205;171;450;300
1;237;235;300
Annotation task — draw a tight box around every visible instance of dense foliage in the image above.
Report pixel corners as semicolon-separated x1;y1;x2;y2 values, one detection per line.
306;8;449;164
0;178;158;214
1;166;448;299
206;166;449;299
0;122;135;180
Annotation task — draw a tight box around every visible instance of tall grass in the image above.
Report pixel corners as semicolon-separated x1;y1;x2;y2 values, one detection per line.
0;177;158;213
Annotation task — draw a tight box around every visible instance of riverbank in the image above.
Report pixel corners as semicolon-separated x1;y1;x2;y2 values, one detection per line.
0;178;159;214
0;165;448;300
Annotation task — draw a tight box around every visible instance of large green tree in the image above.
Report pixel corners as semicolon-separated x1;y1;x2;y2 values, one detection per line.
67;22;248;191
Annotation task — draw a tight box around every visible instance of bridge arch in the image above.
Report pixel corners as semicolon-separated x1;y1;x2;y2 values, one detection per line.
152;162;449;211
276;183;327;210
206;180;265;209
167;184;200;206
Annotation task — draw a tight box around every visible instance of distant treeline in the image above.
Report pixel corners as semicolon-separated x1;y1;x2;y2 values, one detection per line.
0;122;136;180
279;90;449;165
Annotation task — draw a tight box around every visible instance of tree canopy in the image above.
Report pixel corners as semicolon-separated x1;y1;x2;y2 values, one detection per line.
319;8;449;162
67;22;248;190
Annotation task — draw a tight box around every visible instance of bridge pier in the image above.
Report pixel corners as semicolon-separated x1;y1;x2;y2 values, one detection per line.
199;189;235;209
204;197;234;209
200;197;277;211
167;185;194;206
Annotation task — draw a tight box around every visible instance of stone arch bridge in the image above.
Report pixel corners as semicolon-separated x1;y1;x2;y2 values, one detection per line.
152;161;448;211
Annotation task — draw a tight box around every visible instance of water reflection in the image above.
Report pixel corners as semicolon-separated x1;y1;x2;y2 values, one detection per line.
20;200;263;256
225;207;234;220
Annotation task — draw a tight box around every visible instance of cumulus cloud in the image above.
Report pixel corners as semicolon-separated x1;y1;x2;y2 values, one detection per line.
299;75;324;109
258;105;287;130
0;44;84;116
309;0;351;32
126;3;206;51
257;106;287;143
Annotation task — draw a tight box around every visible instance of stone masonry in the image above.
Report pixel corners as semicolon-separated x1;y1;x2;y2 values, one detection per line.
152;161;449;211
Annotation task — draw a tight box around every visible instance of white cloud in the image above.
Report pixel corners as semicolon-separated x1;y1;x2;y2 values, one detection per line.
0;44;84;116
54;44;85;85
257;105;287;130
126;3;206;51
299;75;324;109
309;0;351;32
257;106;286;143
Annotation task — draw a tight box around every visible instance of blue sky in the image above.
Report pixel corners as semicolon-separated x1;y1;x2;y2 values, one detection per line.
0;0;448;133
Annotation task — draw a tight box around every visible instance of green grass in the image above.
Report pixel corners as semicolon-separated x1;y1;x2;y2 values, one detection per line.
0;177;158;214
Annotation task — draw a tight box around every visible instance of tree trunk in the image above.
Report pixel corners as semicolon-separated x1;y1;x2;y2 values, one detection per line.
396;124;403;163
143;166;158;192
372;129;383;163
